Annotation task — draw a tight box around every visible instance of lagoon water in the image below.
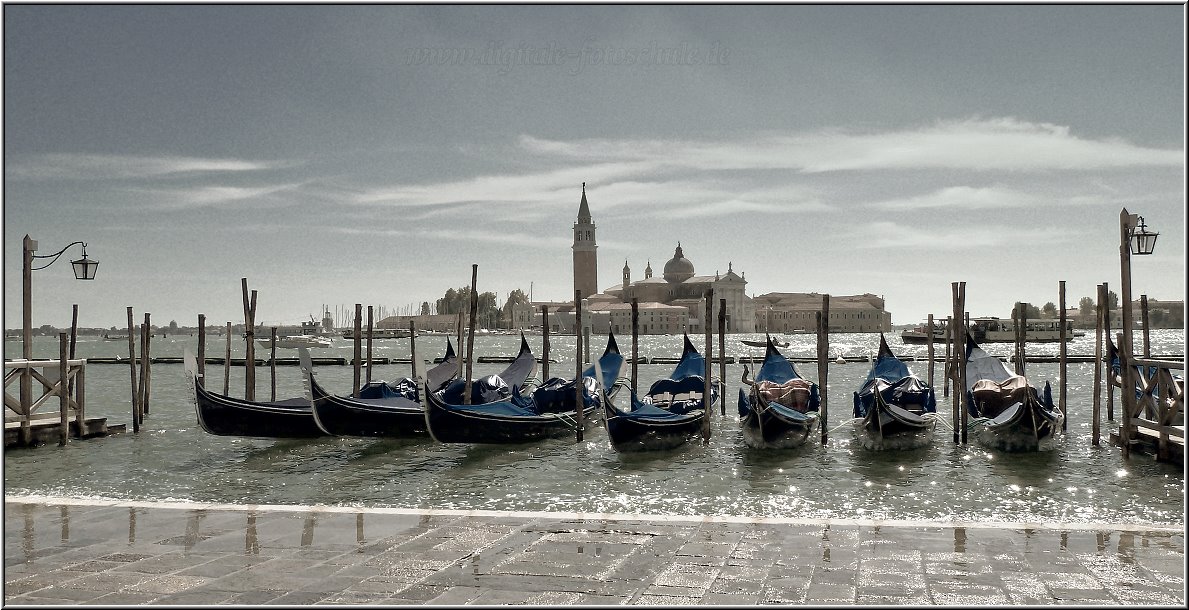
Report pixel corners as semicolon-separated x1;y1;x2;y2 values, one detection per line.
3;330;1184;528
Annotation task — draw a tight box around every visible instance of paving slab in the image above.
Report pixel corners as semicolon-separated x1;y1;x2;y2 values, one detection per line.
3;496;1184;605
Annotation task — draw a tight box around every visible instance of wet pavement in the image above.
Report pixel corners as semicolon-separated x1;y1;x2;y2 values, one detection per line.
3;496;1184;605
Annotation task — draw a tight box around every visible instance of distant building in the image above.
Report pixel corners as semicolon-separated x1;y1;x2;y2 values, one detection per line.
753;293;891;333
572;183;598;301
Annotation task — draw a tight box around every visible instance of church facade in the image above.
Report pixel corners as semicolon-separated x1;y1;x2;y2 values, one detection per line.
562;185;755;335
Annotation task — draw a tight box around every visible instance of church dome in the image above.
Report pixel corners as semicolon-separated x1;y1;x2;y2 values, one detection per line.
663;243;695;283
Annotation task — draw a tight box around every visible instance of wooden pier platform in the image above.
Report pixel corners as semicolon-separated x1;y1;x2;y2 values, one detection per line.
1110;426;1185;466
4;415;124;449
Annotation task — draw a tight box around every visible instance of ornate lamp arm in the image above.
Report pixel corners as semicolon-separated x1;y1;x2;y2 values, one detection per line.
30;241;88;271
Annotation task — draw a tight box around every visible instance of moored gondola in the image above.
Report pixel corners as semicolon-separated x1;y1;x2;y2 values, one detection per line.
852;334;937;450
965;333;1063;451
184;349;326;438
737;334;820;449
423;334;605;444
604;334;716;452
299;339;460;437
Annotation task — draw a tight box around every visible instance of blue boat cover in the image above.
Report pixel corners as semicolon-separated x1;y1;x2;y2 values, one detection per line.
358;378;419;401
583;333;625;393
669;335;707;381
852;336;936;417
613;390;697;422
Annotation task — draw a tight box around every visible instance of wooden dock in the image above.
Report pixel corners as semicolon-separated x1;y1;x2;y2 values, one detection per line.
5;414;124;448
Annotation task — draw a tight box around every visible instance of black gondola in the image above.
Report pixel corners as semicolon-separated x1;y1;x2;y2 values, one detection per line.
604;334;716;452
423;334;619;444
965;333;1063;451
299;339;460;437
737;334;820;449
852;334;937;450
184;349;326;438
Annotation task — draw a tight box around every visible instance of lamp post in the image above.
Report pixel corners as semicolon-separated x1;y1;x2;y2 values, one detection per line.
20;235;98;438
1117;209;1157;458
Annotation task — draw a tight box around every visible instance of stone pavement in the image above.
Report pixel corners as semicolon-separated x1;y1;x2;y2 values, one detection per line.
3;497;1184;605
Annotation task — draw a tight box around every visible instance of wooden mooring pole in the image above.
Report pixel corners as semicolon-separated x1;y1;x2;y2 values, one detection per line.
464;265;478;405
197;314;206;387
926;314;935;391
950;284;960;444
574;289;584;442
958;283;967;445
1092;283;1105;446
68;305;78;403
241;279;257;401
718;298;727;417
817;294;830;446
126;307;139;433
702;291;713;444
1059;281;1067;430
1140;295;1151;358
366;306;374;386
269;327;277;402
631;298;639;394
1103;282;1113;421
943;315;952;398
353;304;362;398
541;305;550;381
408;321;418;379
58;333;68;446
139;313;152;420
223;322;232;396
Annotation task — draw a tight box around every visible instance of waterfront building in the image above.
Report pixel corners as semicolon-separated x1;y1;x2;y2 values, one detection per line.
754;292;891;333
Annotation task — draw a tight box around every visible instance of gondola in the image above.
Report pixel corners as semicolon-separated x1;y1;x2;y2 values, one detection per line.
741;338;790;348
737;334;820;449
299;339;460;437
184;348;326;438
423;335;600;444
604;334;715;452
852;333;937;450
965;333;1063;451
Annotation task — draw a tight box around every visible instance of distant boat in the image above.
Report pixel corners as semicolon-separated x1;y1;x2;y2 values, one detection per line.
742;338;789;348
900;320;948;344
103;333;129;341
257;334;333;350
970;317;1081;343
340;328;411;340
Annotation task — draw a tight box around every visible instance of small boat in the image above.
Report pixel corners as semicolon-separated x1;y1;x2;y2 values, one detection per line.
969;317;1079;343
257;334;333;350
424;335;606;444
742;338;790;348
852;334;937;450
300;339;460;437
604;334;716;452
737;334;820;449
900;320;949;344
965;333;1063;451
184;349;326;438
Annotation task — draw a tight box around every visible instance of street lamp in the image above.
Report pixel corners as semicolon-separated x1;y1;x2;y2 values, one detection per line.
22;234;99;360
1117;209;1157;457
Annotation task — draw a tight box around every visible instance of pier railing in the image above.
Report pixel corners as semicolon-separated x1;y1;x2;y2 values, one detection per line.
1115;334;1184;461
4;356;87;446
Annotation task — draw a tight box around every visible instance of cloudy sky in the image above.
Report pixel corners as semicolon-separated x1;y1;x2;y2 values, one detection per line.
4;4;1184;331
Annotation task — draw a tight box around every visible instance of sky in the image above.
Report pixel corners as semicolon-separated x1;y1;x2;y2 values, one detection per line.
3;3;1185;332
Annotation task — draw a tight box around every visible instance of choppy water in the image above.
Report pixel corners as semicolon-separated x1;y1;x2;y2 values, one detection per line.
3;330;1184;527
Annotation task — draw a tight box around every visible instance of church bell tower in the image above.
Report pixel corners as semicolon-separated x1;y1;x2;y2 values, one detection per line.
572;182;598;299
